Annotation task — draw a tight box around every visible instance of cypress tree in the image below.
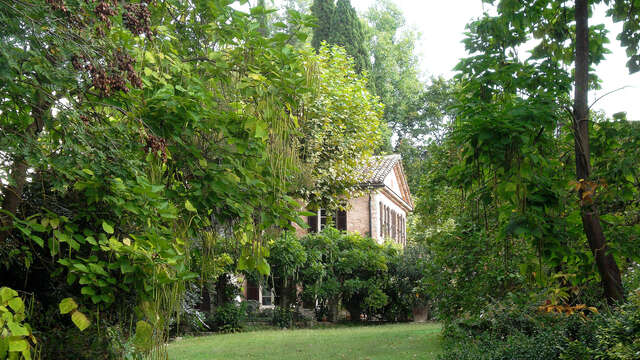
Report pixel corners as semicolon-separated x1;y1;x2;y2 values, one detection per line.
328;0;370;73
310;0;335;51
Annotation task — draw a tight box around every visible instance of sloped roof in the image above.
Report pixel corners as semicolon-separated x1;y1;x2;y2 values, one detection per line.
358;154;402;186
358;154;413;211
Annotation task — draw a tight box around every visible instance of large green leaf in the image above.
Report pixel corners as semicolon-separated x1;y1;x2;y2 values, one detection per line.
101;221;114;234
0;287;18;303
185;200;197;213
59;298;78;314
71;311;91;331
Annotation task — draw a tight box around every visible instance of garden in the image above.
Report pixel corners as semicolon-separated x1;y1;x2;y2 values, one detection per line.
2;0;640;359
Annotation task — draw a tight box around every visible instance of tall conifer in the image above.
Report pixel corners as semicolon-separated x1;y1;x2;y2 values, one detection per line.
328;0;370;73
310;0;335;51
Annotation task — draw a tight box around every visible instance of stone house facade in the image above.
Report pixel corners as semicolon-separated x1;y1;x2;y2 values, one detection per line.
244;154;413;307
295;154;413;246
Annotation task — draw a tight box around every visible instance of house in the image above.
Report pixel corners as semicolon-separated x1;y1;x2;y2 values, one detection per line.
296;154;413;246
244;154;413;307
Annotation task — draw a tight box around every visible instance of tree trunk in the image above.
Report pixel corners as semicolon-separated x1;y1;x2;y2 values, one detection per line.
345;300;361;323
0;99;48;245
215;274;232;305
257;0;268;36
199;284;212;313
573;0;624;304
327;297;338;322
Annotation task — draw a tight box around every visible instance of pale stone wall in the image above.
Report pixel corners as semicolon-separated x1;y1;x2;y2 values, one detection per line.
373;191;408;244
292;219;308;237
384;166;402;195
346;194;371;237
291;189;408;246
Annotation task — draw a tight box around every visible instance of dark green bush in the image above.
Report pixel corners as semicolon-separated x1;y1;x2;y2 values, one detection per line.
209;302;246;333
380;244;432;322
272;306;294;328
439;300;599;360
299;228;390;322
587;291;640;360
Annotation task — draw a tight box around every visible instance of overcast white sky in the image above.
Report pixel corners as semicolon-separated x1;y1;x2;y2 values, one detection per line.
351;0;640;120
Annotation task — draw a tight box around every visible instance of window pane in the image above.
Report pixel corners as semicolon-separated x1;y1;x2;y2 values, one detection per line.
261;287;272;306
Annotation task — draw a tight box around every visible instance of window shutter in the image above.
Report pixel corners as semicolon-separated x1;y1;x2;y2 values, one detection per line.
379;202;383;237
392;211;396;241
247;279;259;301
307;214;318;233
337;210;347;231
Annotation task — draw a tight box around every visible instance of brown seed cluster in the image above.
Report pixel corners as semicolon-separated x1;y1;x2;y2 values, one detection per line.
71;55;84;71
115;51;143;89
86;64;112;95
95;1;117;26
46;0;70;14
145;133;168;162
123;3;152;37
72;50;142;97
79;114;90;126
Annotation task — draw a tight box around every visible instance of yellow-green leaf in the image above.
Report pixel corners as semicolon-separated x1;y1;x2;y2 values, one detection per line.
59;298;78;314
8;338;28;352
133;320;154;353
185;200;197;213
7;297;24;314
0;287;18;303
71;311;91;331
102;221;114;234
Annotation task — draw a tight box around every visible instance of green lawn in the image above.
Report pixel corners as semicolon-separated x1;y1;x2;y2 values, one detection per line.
168;323;442;360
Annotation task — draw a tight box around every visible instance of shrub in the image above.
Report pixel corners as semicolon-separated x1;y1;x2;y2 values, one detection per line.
244;300;261;322
588;291;640;360
299;228;390;322
380;244;432;322
208;302;246;333
272;306;294;328
439;299;599;360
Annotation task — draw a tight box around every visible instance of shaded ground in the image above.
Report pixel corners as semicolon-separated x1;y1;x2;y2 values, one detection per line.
168;323;442;360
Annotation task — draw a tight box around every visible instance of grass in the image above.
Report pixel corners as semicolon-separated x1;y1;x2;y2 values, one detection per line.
168;322;442;360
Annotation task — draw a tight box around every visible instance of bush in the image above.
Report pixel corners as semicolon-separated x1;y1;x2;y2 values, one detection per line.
587;291;640;360
208;302;246;333
272;306;294;328
439;299;599;360
380;244;432;322
299;228;390;322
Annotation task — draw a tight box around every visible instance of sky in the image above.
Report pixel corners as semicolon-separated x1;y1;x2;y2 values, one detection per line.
351;0;640;121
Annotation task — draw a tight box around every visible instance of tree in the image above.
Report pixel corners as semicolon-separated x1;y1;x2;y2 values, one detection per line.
480;0;640;304
0;0;325;356
450;0;640;302
296;44;383;210
266;232;307;310
0;0;144;246
364;0;423;144
310;0;335;51
328;0;370;73
573;0;624;303
300;228;389;322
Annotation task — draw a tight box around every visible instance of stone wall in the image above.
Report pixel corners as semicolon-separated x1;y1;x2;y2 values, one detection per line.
346;194;371;237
